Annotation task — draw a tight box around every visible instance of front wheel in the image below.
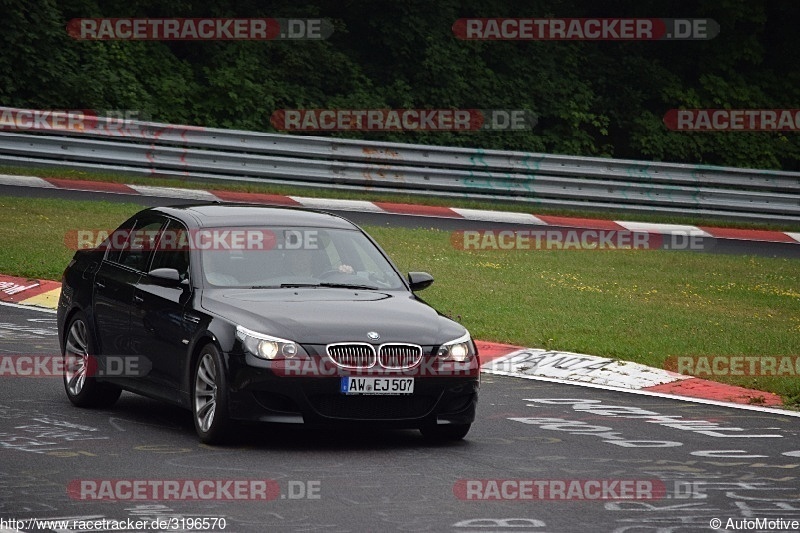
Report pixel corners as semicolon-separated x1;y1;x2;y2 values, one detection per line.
192;344;232;444
63;312;121;408
420;423;471;442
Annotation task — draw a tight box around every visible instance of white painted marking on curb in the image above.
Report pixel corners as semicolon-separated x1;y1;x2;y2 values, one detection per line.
0;174;55;188
485;349;689;389
127;185;219;200
290;197;385;212
615;221;712;237
482;369;800;417
785;232;800;243
452;208;547;225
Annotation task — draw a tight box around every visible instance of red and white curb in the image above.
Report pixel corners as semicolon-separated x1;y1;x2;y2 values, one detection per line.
474;343;785;409
0;274;788;412
2;174;799;244
0;274;62;309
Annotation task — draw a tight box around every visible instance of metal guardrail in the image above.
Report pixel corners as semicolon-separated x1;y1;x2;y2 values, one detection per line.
0;106;798;223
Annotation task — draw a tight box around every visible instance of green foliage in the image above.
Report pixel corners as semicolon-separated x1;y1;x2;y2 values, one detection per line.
1;0;798;169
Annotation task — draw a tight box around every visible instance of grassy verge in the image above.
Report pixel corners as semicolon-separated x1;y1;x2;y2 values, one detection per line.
2;165;798;232
1;195;798;405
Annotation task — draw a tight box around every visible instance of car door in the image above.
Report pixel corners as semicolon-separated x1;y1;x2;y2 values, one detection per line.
93;216;166;387
129;219;197;402
92;218;136;359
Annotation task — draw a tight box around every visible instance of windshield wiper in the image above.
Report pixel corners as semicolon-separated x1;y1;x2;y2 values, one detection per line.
317;282;379;290
244;284;317;289
250;282;379;290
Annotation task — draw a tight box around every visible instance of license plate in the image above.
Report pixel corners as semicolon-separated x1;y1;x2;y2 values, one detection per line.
340;377;414;395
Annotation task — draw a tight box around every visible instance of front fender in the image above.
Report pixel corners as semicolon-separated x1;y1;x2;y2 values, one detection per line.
180;313;238;407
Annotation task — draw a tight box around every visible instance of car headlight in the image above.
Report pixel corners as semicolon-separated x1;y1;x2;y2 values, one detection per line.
235;326;305;360
436;332;474;362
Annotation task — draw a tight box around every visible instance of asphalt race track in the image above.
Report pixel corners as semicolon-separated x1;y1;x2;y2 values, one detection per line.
1;183;799;259
1;303;799;532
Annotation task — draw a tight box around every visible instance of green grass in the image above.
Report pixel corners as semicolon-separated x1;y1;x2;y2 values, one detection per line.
0;197;146;279
2;164;798;232
1;195;798;405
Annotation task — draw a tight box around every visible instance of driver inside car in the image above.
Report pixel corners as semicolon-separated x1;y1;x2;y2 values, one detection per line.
282;246;354;278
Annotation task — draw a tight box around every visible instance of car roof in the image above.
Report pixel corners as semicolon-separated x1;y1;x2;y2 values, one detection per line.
148;203;359;230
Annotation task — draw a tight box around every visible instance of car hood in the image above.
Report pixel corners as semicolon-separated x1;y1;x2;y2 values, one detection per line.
200;288;466;345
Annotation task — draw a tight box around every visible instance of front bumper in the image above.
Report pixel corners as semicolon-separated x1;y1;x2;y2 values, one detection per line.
225;352;479;428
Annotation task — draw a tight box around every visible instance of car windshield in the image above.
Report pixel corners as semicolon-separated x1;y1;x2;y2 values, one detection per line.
200;226;405;290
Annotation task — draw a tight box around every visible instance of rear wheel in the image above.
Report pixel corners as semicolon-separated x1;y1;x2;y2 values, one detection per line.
63;312;121;408
193;344;232;444
420;423;471;442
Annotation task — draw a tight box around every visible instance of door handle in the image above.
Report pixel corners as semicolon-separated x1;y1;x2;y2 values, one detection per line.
133;294;144;304
95;280;106;290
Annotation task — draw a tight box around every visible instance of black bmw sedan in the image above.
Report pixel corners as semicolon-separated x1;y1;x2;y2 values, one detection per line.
57;204;479;443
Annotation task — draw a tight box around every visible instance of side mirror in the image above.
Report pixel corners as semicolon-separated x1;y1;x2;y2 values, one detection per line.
408;271;434;292
148;267;182;286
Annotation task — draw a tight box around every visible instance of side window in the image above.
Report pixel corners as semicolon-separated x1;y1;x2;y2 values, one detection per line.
104;218;136;264
150;220;191;281
117;218;166;272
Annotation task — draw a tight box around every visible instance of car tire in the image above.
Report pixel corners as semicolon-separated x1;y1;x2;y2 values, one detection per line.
420;423;471;442
63;312;122;408
192;344;232;444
